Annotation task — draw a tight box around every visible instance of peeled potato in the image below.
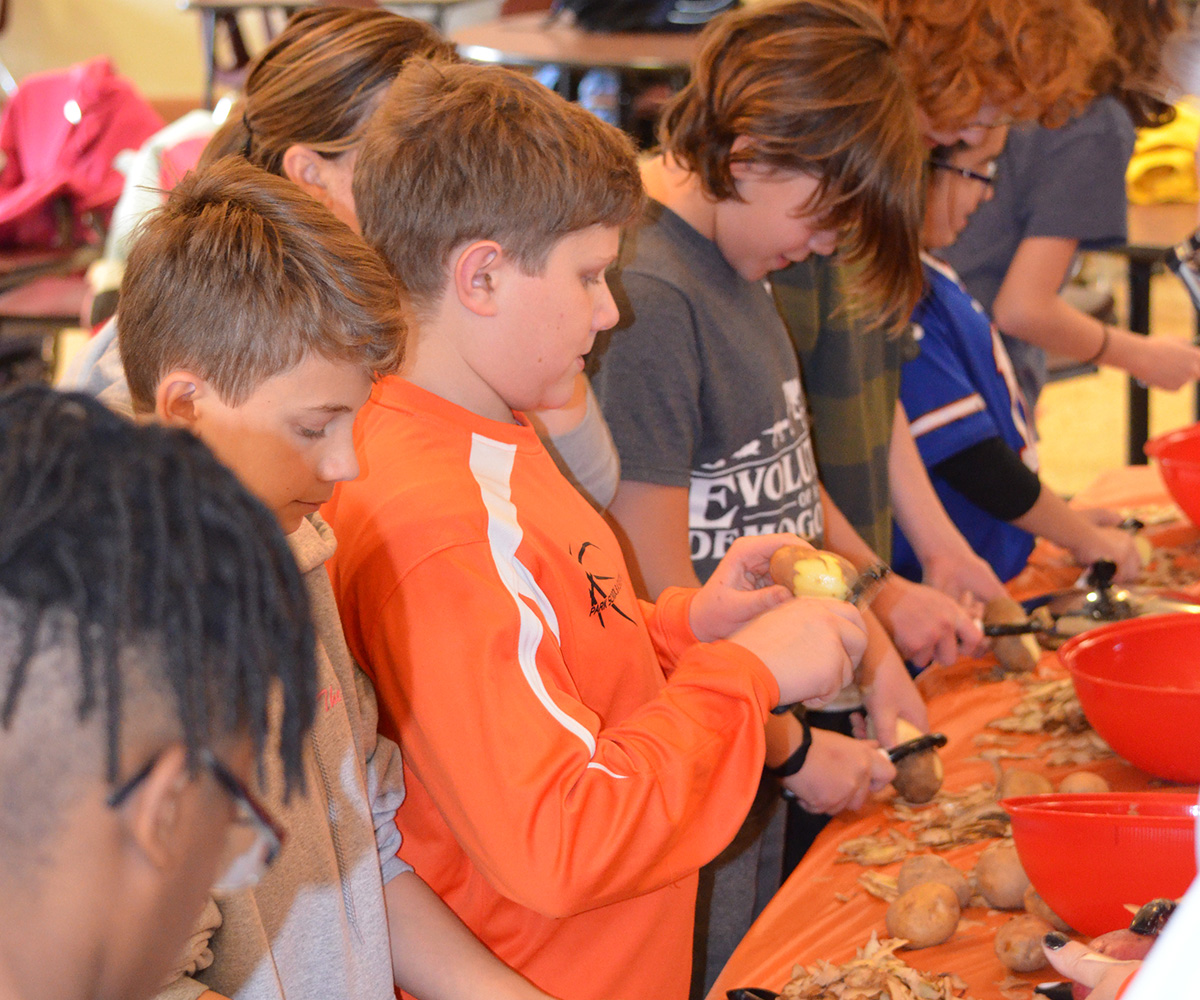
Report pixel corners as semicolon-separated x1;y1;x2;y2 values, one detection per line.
984;596;1041;673
999;768;1054;799
891;718;944;804
898;854;971;908
1024;884;1072;932
769;545;853;600
995;914;1053;972
886;881;961;949
975;840;1031;910
1058;771;1110;794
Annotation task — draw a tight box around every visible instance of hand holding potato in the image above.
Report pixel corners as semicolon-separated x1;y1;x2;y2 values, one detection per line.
871;573;986;668
1076;526;1145;584
726;597;867;709
778;728;894;814
858;622;928;749
689;534;812;642
1043;938;1140;1000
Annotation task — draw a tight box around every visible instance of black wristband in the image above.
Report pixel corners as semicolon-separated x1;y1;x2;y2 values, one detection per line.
765;711;812;778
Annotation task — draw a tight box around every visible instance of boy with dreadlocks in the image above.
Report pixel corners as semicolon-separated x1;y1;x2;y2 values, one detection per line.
116;155;556;1000
0;384;316;1000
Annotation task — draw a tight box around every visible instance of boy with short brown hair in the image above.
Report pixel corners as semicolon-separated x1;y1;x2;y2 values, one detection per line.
118;155;556;1000
119;155;403;419
585;0;935;989
328;57;869;1000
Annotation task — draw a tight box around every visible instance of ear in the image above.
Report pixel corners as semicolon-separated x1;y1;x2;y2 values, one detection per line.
452;240;505;318
154;369;206;431
121;744;194;874
728;135;759;181
281;144;340;213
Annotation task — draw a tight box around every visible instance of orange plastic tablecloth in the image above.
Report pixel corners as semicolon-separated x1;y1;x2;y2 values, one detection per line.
706;466;1199;1000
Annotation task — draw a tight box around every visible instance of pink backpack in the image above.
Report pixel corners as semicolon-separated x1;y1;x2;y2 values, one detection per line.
0;56;163;249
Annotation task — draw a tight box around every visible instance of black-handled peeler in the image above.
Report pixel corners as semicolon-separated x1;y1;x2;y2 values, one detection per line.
886;732;947;763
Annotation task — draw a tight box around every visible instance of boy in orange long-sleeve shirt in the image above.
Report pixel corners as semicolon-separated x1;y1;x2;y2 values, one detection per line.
325;58;869;1000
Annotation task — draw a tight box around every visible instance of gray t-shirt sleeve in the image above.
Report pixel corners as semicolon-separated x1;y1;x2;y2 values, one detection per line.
536;378;622;509
353;665;412;884
591;272;702;488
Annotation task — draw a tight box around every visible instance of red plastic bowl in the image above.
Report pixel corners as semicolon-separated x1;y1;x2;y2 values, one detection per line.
1005;793;1197;937
1058;614;1200;782
1145;423;1200;526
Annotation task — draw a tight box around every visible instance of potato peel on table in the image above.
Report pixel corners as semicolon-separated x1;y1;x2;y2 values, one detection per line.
839;785;1011;867
780;933;978;1000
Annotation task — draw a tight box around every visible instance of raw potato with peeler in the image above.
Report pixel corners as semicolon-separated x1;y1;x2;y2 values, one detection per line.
766;545;882;711
769;545;886;606
768;543;939;800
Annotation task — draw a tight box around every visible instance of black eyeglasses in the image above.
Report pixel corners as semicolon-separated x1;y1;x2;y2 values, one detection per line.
929;158;997;187
108;748;284;892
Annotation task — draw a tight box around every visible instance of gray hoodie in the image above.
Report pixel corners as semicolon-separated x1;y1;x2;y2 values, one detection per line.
158;514;409;1000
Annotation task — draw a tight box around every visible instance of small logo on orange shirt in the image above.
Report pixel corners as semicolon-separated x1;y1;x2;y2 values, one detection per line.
576;540;635;627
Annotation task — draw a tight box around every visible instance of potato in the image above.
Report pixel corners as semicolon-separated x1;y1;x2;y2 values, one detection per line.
897;854;971;908
769;545;853;600
975;840;1030;910
1072;928;1158;999
1057;771;1110;794
891;718;945;804
995;914;1053;972
1134;534;1153;566
984;596;1041;673
886;881;961;949
999;768;1054;799
1024;884;1072;932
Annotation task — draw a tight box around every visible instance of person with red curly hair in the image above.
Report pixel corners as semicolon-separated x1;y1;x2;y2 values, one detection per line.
879;0;1110;144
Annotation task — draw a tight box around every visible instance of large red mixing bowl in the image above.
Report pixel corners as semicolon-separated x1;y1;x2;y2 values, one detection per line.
1005;793;1197;937
1058;614;1200;782
1145;423;1200;526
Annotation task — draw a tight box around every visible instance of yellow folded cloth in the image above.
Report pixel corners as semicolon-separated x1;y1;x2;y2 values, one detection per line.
1127;99;1200;205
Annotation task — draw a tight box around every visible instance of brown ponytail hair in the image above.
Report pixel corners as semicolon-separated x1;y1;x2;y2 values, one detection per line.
199;6;456;176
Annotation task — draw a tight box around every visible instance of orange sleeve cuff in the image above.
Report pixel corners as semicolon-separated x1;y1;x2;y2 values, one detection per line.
1115;968;1138;999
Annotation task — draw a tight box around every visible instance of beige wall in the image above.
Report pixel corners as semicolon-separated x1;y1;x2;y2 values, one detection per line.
0;0;204;101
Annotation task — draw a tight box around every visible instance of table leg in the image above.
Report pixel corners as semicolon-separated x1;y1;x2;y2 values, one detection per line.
1195;310;1200;424
201;8;217;110
1127;258;1153;465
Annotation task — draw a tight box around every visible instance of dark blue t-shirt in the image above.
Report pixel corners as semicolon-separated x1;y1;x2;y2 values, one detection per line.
893;257;1038;583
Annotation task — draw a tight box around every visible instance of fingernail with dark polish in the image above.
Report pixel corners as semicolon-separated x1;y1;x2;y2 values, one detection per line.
1044;932;1068;950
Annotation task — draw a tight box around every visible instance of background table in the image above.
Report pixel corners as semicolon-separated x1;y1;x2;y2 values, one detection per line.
708;465;1198;1000
450;12;699;132
182;0;485;107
